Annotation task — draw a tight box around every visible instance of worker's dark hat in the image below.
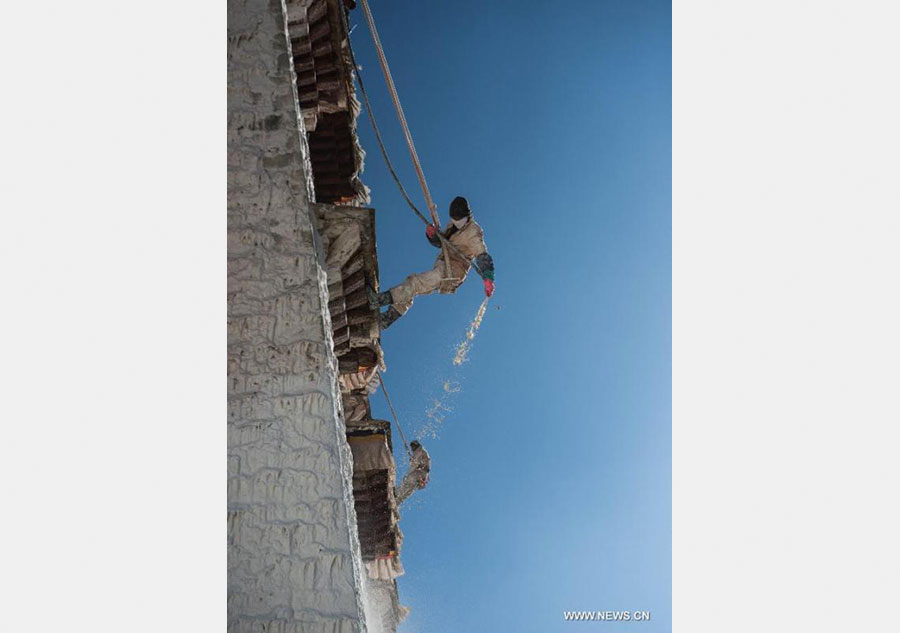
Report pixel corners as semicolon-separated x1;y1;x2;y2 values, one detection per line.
449;196;471;220
410;440;422;450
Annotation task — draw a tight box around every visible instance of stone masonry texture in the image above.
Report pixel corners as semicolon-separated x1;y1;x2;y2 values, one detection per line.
228;1;368;631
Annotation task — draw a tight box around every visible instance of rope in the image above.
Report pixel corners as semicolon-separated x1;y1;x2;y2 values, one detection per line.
377;373;413;460
339;6;484;278
357;0;438;222
356;0;455;278
339;6;428;225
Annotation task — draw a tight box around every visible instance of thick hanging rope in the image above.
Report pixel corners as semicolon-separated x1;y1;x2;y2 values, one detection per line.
339;6;484;277
377;373;413;460
357;0;438;221
356;0;455;278
339;6;428;226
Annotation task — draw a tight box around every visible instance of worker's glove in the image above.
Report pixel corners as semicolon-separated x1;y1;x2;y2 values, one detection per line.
425;224;437;239
483;279;494;297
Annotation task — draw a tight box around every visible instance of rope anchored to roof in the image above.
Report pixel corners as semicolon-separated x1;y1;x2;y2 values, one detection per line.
377;373;413;461
339;3;485;277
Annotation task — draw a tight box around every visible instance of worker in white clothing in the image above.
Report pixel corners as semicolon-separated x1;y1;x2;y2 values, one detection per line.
369;197;495;330
394;441;431;505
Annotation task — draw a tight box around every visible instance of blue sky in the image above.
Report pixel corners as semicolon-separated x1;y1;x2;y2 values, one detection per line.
346;1;671;630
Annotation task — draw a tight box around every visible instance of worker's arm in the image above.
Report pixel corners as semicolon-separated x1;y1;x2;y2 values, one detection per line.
475;252;494;281
466;224;495;296
426;223;460;248
476;252;495;296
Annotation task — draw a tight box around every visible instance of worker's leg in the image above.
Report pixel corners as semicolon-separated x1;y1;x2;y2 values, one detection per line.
394;471;418;505
388;265;445;315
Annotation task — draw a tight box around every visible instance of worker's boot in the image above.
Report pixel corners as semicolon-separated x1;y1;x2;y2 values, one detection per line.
367;286;393;311
380;307;402;330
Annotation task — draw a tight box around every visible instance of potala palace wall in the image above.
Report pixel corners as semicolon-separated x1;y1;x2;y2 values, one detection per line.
227;0;368;630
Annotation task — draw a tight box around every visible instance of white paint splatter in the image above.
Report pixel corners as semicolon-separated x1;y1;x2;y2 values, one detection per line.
453;297;489;366
415;299;491;440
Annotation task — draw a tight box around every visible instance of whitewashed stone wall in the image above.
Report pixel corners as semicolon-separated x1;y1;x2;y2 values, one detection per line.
227;0;368;631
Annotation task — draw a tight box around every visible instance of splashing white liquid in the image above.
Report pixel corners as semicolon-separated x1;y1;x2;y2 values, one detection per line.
417;297;488;439
420;380;459;439
417;298;491;440
453;297;490;366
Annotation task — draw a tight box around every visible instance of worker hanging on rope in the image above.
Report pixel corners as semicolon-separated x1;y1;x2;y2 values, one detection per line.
368;196;495;330
394;440;431;505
